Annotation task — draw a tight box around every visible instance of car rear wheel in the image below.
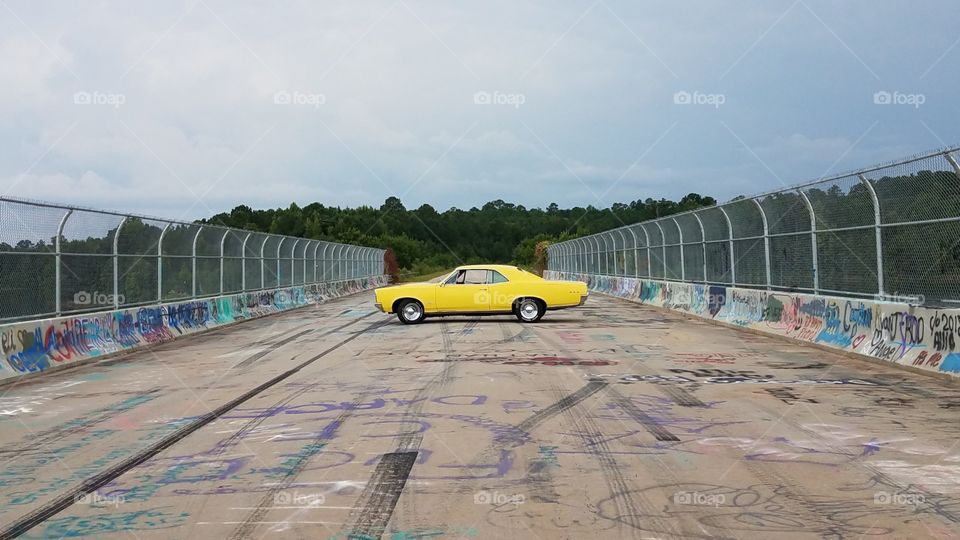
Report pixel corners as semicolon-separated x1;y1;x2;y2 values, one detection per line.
515;298;544;323
397;299;425;324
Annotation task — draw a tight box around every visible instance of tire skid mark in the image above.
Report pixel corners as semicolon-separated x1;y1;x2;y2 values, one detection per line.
211;383;319;457
657;384;707;408
530;325;688;536
0;314;382;540
389;320;468;529
232;329;315;369
752;400;960;525
547;382;672;539
341;451;418;540
229;395;367;540
515;381;608;435
0;388;164;454
395;319;466;452
534;326;706;410
605;386;679;442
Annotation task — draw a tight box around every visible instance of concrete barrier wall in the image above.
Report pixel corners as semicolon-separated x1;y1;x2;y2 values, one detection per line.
0;275;387;383
546;271;960;379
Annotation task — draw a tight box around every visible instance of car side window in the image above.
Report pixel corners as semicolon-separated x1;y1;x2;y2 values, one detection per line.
463;269;487;284
490;270;509;283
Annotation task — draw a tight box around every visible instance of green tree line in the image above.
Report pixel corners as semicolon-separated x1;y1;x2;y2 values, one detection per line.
200;194;718;275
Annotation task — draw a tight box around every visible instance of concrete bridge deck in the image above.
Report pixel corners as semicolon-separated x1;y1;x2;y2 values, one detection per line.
1;292;958;539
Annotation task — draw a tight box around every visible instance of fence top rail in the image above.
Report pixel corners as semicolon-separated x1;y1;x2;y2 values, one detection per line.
0;195;384;254
555;144;960;246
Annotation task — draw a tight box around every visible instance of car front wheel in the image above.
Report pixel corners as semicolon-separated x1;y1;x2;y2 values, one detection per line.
515;298;544;323
397;299;425;324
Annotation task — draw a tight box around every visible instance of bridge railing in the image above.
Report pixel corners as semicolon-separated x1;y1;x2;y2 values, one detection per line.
0;197;385;322
547;146;960;306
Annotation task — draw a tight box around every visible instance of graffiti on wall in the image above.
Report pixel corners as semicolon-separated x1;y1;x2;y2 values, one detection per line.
0;276;387;381
544;271;960;378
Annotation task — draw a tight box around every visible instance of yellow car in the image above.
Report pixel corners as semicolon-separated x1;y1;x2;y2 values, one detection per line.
374;265;588;324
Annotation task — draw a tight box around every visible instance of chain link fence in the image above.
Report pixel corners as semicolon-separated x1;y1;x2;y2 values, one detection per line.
547;147;960;307
0;197;385;322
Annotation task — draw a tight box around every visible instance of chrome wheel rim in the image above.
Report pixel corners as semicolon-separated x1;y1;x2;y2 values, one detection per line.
520;301;538;320
402;303;422;321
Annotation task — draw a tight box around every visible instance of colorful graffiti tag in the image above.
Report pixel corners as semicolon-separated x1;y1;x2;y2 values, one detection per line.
0;276;387;383
546;271;960;378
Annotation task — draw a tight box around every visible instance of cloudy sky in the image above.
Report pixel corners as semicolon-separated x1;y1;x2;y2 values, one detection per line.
1;0;958;221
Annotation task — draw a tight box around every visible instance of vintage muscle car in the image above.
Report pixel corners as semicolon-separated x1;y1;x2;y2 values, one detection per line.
374;265;589;324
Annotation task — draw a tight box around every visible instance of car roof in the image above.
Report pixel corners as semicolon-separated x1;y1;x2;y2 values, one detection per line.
456;264;523;271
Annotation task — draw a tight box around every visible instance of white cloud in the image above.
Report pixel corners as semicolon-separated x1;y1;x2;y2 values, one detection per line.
0;0;956;219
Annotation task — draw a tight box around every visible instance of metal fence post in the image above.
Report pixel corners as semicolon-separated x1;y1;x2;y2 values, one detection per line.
626;227;638;277
797;190;819;294
191;226;203;298
718;206;735;285
946;152;960;176
218;229;227;294
672;217;684;281
260;237;267;290
320;243;330;281
692;212;707;283
654;221;667;279
312;241;321;283
858;174;884;297
290;238;300;286
614;227;627;276
639;225;650;278
54;209;73;316
158;223;171;302
276;238;285;288
240;232;251;292
113;217;128;309
752;199;772;290
590;236;601;274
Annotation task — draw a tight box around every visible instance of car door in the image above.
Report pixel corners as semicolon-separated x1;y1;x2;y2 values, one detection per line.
486;269;515;312
435;269;491;312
